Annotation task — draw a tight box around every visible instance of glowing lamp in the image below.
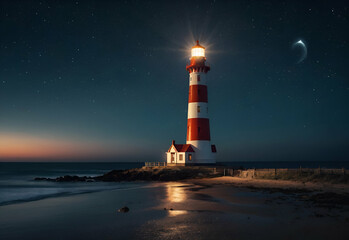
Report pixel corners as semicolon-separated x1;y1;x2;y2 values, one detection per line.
191;40;205;57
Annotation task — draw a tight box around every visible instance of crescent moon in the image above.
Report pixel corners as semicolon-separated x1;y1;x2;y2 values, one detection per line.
292;40;307;63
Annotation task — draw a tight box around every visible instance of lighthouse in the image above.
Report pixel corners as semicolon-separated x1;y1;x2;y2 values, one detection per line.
166;41;216;165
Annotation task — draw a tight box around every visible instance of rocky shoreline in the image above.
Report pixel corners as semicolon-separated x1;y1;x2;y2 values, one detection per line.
35;166;349;184
35;166;219;182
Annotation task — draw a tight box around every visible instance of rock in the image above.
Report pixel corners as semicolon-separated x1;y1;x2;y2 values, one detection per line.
35;166;217;183
54;175;88;182
118;206;129;213
34;177;49;181
314;213;324;218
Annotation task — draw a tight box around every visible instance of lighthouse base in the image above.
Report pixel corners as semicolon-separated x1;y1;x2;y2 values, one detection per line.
186;140;216;164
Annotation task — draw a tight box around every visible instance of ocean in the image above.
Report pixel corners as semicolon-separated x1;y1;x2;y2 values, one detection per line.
0;161;348;206
0;162;144;206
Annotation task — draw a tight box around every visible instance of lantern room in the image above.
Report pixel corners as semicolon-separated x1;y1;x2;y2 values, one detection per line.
191;40;205;57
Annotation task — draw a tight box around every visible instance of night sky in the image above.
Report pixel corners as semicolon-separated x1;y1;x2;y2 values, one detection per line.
0;0;348;162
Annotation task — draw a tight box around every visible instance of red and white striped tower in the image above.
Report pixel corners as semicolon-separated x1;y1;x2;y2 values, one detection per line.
186;41;216;164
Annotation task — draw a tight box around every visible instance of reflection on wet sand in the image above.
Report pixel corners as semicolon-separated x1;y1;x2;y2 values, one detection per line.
168;210;188;217
141;181;349;240
165;183;189;217
165;183;187;203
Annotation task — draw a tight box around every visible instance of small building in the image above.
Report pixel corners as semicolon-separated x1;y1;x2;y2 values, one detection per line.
166;140;195;165
166;140;217;165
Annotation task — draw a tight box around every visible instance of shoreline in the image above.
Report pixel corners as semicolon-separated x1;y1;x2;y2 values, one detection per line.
5;175;349;209
34;166;349;184
2;166;349;239
1;177;349;240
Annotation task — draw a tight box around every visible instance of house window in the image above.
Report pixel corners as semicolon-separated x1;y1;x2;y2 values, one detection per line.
197;75;200;81
188;154;192;161
197;106;200;112
179;154;183;161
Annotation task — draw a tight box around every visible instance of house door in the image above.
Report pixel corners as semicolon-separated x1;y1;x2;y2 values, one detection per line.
171;153;175;163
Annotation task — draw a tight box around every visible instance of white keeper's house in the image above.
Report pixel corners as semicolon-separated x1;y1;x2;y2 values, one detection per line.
166;140;217;165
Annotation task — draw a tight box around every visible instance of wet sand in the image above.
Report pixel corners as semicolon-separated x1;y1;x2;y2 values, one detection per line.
0;178;348;240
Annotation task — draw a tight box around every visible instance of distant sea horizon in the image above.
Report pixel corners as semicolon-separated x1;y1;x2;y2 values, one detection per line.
0;160;348;167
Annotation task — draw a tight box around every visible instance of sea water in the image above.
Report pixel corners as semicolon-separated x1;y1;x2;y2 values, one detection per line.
0;162;143;206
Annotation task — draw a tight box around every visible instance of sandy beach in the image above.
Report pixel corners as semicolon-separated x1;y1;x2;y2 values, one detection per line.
0;177;348;240
189;176;349;194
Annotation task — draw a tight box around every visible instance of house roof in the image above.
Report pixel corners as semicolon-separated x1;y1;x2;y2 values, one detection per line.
168;144;195;153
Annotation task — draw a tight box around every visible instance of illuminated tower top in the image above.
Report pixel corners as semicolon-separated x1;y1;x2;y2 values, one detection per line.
186;40;210;74
191;40;205;57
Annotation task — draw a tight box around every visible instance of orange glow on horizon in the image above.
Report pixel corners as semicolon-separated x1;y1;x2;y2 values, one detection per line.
0;132;123;160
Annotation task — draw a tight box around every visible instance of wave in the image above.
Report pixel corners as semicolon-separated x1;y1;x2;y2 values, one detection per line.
0;181;146;206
